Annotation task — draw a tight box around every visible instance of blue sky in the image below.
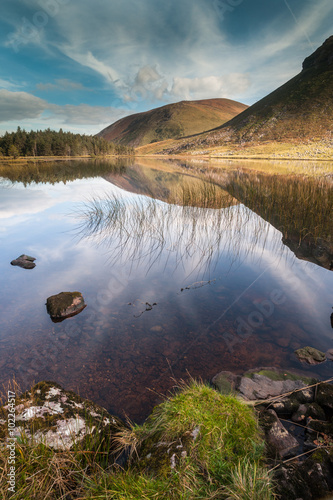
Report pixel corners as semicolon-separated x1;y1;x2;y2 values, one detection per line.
0;0;332;135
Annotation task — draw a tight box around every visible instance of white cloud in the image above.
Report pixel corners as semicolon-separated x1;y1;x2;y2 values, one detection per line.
48;103;128;125
0;89;47;122
63;50;120;85
170;74;250;101
1;0;332;131
0;89;128;128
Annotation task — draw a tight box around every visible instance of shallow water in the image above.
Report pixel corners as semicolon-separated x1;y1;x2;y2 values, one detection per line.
0;158;332;421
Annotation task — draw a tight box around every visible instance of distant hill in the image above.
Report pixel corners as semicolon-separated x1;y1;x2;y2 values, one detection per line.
98;99;248;147
141;36;333;155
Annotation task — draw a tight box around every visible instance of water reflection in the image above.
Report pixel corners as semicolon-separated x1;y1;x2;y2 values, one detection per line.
75;191;282;278
0;158;133;186
199;167;332;271
0;158;332;422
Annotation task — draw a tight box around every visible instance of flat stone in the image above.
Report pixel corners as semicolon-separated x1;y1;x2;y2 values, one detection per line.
238;373;308;401
46;291;86;322
294;346;326;365
11;254;36;269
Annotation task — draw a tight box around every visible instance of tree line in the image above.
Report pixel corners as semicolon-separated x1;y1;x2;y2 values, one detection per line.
0;127;134;157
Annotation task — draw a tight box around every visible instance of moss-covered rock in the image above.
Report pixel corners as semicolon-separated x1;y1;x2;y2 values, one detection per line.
211;370;240;394
46;291;86;322
0;381;125;452
122;381;267;494
294;346;326;365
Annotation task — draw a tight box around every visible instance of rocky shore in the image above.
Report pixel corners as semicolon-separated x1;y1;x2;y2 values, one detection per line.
0;368;332;499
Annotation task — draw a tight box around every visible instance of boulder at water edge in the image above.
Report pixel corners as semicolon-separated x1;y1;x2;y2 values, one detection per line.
0;381;126;452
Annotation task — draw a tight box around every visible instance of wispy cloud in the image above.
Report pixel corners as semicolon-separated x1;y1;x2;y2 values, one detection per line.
36;79;87;92
0;0;332;132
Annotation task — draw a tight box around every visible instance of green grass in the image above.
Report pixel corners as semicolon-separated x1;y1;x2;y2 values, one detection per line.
92;380;275;500
0;381;276;499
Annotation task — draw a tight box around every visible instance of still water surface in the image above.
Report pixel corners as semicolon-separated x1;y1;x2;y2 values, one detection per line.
0;159;332;421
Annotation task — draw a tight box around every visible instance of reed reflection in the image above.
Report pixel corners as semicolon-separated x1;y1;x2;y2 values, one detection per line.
74;179;286;279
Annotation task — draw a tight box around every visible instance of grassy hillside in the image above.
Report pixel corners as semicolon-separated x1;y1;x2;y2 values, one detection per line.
138;36;333;157
98;98;248;147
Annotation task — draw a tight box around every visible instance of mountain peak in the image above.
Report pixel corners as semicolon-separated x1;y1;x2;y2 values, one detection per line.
98;98;248;147
302;35;333;71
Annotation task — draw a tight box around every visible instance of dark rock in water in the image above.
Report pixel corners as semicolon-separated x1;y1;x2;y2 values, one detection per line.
275;454;333;500
10;254;36;269
294;346;326;365
46;291;86;322
316;383;333;412
274;465;313;500
269;397;302;417
262;409;299;458
291;402;327;423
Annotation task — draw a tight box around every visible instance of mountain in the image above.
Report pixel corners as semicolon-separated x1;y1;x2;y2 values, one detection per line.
98;99;248;148
140;36;333;155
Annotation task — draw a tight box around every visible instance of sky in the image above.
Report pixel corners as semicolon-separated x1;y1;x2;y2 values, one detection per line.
0;0;332;135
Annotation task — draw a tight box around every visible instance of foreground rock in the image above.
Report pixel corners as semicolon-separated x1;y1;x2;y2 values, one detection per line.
46;291;86;322
294;346;326;365
10;254;36;269
212;367;333;500
0;381;125;452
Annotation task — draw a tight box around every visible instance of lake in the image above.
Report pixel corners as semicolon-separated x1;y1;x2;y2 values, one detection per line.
0;158;332;422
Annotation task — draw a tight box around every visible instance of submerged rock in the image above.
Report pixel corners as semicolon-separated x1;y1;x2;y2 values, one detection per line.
211;370;240;394
294;346;326;365
46;291;86;322
10;254;36;269
326;348;333;361
0;381;125;451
